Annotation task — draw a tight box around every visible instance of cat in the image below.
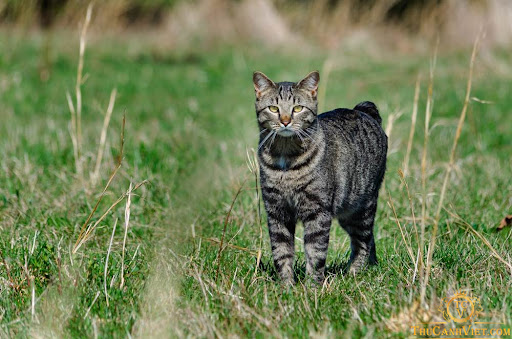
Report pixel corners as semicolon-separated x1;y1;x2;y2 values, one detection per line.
253;70;387;284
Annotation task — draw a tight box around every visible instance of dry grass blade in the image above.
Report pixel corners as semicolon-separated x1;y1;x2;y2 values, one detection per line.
403;74;421;177
471;97;493;104
75;3;93;157
424;31;483;292
204;238;258;256
30;275;35;321
247;148;263;278
20;257;35;321
385;110;403;140
398;169;421;253
318;58;334;113
66;91;80;175
419;38;438;305
0;249;15;288
399;168;422;284
72;116;126;253
104;218;118;307
84;291;101;320
215;177;249;281
433;32;481;223
398;172;422;286
380;109;403;191
445;209;512;275
117;113;125;166
72;164;121;254
192;263;210;311
120;182;132;289
92;88;117;184
74;180;148;253
387;191;415;266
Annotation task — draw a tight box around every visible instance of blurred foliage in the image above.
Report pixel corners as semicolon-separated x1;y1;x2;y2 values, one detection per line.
275;0;487;32
0;0;181;27
0;0;487;31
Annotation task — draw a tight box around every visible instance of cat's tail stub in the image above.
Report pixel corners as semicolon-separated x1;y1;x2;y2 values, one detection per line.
354;101;382;125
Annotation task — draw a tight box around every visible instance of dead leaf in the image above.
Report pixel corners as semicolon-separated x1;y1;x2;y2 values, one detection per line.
497;215;512;231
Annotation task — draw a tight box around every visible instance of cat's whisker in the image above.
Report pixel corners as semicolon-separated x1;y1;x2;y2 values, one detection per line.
294;130;304;143
252;128;269;139
304;130;320;148
269;131;278;148
302;131;318;149
304;121;320;143
305;120;319;132
258;130;275;151
301;126;317;143
304;127;314;135
296;129;308;141
300;129;314;140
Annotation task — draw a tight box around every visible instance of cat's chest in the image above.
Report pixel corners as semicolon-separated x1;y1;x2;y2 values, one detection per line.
259;151;323;192
276;156;287;170
269;155;298;171
263;166;317;193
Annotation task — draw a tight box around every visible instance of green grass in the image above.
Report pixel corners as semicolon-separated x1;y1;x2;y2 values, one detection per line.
0;31;511;337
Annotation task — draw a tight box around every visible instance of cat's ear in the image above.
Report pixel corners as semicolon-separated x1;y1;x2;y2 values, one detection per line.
296;71;320;97
253;71;276;99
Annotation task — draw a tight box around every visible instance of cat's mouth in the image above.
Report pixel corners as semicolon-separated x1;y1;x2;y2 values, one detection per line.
277;127;295;137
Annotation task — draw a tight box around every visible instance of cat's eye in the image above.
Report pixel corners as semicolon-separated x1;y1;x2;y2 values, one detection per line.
293;105;303;113
269;106;279;113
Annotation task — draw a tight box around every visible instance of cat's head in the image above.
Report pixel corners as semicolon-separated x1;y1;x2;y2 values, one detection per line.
253;71;319;137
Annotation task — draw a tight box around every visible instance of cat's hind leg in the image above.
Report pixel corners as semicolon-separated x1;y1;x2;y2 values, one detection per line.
338;199;378;274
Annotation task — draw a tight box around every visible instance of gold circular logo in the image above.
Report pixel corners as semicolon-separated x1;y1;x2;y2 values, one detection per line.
446;293;475;323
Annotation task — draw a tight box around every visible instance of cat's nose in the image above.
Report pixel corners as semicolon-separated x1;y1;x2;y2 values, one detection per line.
281;116;291;126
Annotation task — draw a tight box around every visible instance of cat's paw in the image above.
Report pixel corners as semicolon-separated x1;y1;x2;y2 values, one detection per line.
346;257;367;275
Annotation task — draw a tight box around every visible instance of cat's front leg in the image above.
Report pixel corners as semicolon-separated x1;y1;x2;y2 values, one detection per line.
302;211;331;284
266;208;296;285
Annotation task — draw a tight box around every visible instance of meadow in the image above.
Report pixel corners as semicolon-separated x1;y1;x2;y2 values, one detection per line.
0;29;511;337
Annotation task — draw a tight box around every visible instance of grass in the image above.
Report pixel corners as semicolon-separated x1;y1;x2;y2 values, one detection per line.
0;30;511;337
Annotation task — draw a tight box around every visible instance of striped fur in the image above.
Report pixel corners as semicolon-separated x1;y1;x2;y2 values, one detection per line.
253;71;387;284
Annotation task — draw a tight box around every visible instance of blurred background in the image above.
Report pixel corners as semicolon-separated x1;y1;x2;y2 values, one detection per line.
1;1;511;337
2;0;512;49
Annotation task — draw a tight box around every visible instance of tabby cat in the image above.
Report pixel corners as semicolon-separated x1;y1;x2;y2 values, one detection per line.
253;71;387;284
